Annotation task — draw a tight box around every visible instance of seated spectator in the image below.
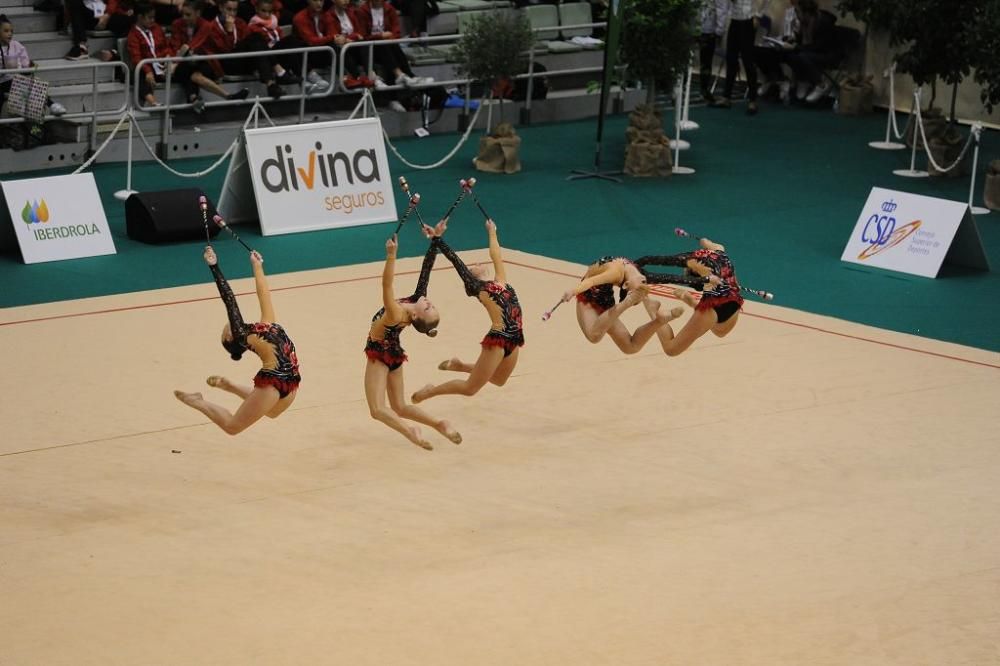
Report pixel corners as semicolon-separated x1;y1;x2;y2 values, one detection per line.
330;0;372;88
754;0;802;103
290;0;335;93
238;0;296;26
787;5;841;103
190;0;284;97
356;0;429;87
127;2;174;105
1;14;66;116
64;0;134;60
245;0;303;91
170;0;250;110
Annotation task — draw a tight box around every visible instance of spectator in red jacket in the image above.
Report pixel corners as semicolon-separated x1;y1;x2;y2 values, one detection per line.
290;0;334;93
244;0;303;94
330;0;371;88
356;0;427;87
170;0;249;110
190;0;284;97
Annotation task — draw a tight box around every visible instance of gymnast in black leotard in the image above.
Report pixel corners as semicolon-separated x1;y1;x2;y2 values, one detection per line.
174;246;301;435
559;255;687;355
634;238;744;357
412;218;524;404
363;232;461;451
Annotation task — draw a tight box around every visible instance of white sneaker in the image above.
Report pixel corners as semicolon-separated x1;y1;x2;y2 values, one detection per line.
48;101;67;116
795;81;812;100
374;76;390;90
778;80;791;104
757;79;774;97
306;70;329;90
805;81;832;103
388;100;407;112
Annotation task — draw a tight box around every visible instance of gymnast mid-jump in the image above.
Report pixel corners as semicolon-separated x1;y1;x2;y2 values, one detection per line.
174;246;301;435
412;218;524;403
558;256;687;354
636;237;745;356
364;231;462;450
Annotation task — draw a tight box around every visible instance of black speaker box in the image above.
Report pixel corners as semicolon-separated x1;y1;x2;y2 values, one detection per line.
125;189;222;244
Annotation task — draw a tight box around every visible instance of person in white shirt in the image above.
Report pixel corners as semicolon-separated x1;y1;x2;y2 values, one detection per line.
710;0;761;115
698;0;728;104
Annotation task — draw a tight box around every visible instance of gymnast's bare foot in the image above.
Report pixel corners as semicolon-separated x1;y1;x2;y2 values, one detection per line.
653;300;685;324
667;287;698;309
699;238;725;252
622;283;650;307
174;390;203;406
438;357;461;371
411;383;434;403
206;375;228;390
436;420;462;445
406;425;433;451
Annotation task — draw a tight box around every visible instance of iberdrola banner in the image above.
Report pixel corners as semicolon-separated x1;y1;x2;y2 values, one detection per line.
1;173;116;264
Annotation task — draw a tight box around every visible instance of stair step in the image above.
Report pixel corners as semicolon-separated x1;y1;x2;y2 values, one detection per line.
28;58;118;85
1;5;58;32
17;31;118;60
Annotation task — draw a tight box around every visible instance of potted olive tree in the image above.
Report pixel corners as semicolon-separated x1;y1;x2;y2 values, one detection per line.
451;10;534;174
618;0;698;176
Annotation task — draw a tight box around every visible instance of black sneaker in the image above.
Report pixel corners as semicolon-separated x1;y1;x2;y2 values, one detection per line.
267;83;283;99
64;44;89;60
227;88;250;101
276;71;300;85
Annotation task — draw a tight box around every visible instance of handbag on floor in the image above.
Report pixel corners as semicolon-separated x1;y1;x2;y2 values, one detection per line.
2;73;50;124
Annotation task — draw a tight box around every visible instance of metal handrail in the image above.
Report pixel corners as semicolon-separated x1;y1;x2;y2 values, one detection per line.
133;45;337;112
0;60;131;125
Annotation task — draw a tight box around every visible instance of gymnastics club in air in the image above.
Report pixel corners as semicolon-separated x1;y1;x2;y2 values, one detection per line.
393;192;421;236
462;177;493;220
541;298;565;322
397;176;429;229
439;179;470;221
198;195;211;245
674;227;775;301
213;214;254;253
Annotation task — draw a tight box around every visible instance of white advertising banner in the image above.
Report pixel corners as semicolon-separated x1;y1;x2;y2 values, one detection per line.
841;187;988;278
2;173;116;264
243;118;397;236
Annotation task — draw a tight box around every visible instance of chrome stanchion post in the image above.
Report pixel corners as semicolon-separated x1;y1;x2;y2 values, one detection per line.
968;124;991;215
114;112;138;201
870;62;905;150
893;89;929;178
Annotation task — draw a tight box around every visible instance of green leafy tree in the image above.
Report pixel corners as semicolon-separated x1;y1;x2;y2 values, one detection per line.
837;0;987;120
619;0;699;104
451;10;534;122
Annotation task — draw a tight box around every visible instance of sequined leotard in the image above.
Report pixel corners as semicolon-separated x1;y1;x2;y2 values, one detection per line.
634;249;744;323
437;239;524;356
210;263;301;398
575;256;635;314
364;239;440;371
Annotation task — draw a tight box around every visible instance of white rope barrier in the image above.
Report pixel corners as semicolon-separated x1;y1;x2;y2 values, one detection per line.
129;116;240;178
914;100;976;174
70;113;130;175
870;63;907;150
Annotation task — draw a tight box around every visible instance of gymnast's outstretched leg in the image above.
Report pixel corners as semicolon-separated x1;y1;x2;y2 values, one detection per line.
387;367;462;444
364;360;434;450
174;385;285;435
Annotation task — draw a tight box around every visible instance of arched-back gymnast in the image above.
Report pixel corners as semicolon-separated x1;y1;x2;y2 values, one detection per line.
412;218;524;403
559;256;687;354
174;246;301;435
364;232;462;450
635;238;743;356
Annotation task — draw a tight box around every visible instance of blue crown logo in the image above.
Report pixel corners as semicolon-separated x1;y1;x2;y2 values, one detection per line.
881;199;897;213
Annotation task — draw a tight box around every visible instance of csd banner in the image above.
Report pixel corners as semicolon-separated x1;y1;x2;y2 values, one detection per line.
244;118;397;236
841;187;989;278
1;173;116;264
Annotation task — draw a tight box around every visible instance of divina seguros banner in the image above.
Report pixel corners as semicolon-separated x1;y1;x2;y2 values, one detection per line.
1;173;116;264
243;118;398;236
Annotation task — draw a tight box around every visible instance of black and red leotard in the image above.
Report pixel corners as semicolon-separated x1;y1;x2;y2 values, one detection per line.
364;238;440;370
576;256;633;314
210;263;302;398
634;249;744;323
437;239;525;356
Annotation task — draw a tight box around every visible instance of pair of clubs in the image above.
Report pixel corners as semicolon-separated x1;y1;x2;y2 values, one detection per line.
393;176;493;237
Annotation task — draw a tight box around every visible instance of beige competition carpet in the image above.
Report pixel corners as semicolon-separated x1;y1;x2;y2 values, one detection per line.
2;250;998;666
